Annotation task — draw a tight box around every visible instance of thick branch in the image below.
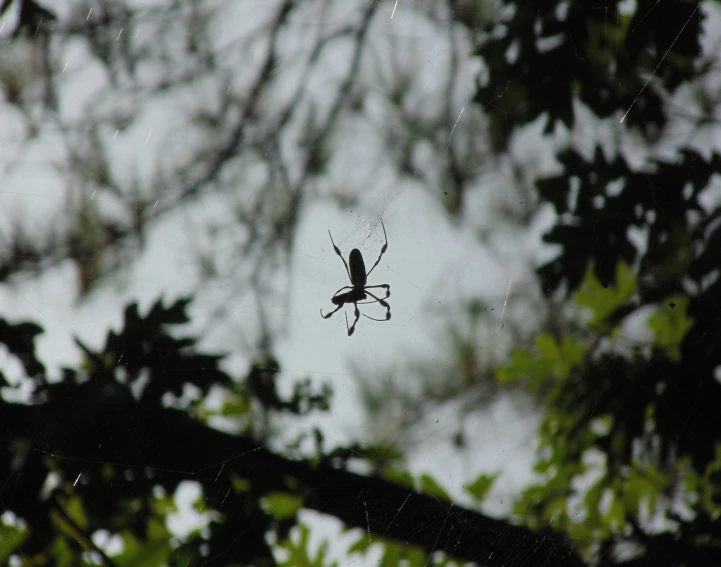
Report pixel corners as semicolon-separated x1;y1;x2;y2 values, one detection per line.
2;385;585;567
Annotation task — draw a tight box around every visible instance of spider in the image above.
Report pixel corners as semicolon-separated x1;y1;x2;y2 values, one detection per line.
320;222;391;336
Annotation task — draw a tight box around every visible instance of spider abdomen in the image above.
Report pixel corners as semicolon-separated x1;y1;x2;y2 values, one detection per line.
349;248;366;286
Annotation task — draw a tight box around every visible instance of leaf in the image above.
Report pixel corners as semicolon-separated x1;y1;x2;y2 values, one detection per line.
573;261;636;329
559;334;588;376
582;478;603;526
0;319;45;376
379;542;403;567
113;540;170;567
536;333;562;366
150;494;176;516
147;517;171;542
0;524;28;563
277;524;338;567
419;474;450;501
230;474;251;493
647;295;694;361
497;348;538;385
64;495;89;530
621;464;671;518
263;492;303;521
384;467;415;489
347;534;372;555
498;333;587;390
219;392;250;417
464;473;498;503
606;493;625;531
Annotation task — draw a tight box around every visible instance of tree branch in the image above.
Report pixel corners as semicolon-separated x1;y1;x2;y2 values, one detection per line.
2;387;585;567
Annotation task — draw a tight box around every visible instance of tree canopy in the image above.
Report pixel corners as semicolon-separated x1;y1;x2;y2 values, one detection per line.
1;0;721;566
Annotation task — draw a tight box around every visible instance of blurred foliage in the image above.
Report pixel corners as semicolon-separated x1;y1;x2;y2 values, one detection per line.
277;524;337;567
1;0;721;565
473;0;704;147
0;298;336;566
647;296;694;363
534;148;721;297
347;529;467;567
464;472;498;503
469;0;721;562
573;261;636;332
0;297;525;566
0;292;582;566
497;262;718;561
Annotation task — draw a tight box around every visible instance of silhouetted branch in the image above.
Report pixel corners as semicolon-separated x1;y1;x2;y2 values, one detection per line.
2;388;584;566
50;495;120;567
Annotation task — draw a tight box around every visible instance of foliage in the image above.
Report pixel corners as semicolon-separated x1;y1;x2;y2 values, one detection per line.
647;296;694;363
1;0;721;565
0;298;333;566
276;524;337;567
466;0;721;563
0;298;575;566
497;263;718;561
464;472;498;503
473;0;704;146
573;261;636;332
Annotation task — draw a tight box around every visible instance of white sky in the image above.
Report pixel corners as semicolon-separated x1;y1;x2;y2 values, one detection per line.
2;0;721;564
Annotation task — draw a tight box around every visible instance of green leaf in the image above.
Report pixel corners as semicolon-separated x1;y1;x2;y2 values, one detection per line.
698;446;721;509
51;535;74;567
150;494;176;516
498;333;587;390
419;474;450;501
379;542;403;567
583;478;603;525
405;546;430;566
384;467;415;490
347;534;372;555
497;348;538;385
464;473;498;503
147;517;171;542
621;464;671;517
376;540;429;567
607;493;625;531
647;296;694;361
0;523;28;563
263;492;303;521
536;333;561;364
573;261;636;329
230;474;251;493
277;524;338;567
114;540;170;567
64;495;89;530
219;392;250;417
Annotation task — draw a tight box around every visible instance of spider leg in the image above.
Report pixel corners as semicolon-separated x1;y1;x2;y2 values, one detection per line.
356;290;389;305
321;287;354;321
363;284;390;298
320;304;344;319
328;230;352;283
331;286;353;298
364;221;388;278
362;290;391;322
345;303;361;336
363;312;391;322
365;290;390;308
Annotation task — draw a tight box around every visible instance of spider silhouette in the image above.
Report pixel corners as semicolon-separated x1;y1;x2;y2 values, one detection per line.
320;222;391;336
